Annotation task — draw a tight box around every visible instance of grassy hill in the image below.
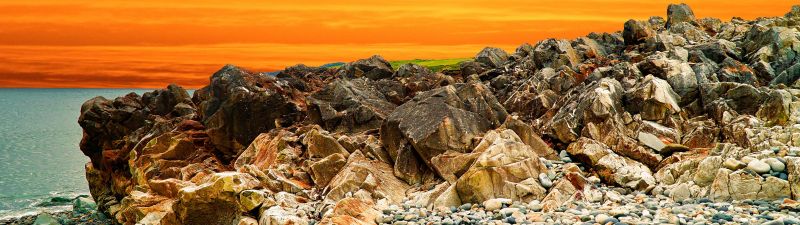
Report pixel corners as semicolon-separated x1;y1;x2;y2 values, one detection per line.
321;58;471;72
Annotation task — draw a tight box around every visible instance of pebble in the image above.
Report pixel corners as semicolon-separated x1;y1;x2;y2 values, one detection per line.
764;158;786;172
483;198;510;211
539;173;553;188
748;160;772;174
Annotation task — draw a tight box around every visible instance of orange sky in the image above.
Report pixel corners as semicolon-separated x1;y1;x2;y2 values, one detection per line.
0;0;797;88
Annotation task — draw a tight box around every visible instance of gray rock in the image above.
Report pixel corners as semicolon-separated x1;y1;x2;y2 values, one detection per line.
475;47;510;68
764;158;786;172
747;160;771;174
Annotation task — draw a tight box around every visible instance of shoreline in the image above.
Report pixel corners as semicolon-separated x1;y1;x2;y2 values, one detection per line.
0;196;110;225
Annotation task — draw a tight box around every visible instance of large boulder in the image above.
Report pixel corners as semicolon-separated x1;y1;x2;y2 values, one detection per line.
173;172;260;225
307;78;397;133
566;138;656;191
380;82;507;184
475;47;510;68
338;55;395;80
623;20;654;45
325;151;410;204
625;75;682;121
454;129;549;203
194;65;305;160
666;3;697;28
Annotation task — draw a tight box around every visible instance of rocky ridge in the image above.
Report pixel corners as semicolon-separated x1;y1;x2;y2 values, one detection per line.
76;4;800;225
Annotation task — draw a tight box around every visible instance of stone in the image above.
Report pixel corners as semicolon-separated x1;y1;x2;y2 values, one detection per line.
728;170;763;200
303;128;350;159
307;78;398;133
723;158;746;171
381;82;507;184
538;173;553;188
500;116;558;160
326;151;410;204
318;198;380;225
309;153;347;188
625;75;681;121
196;65;305;158
172;172;261;225
666;3;697;28
670;183;691;202
623;19;654;45
765;158;787;172
475;47;510;68
339;55;395;80
483;198;512;211
660;144;691;156
238;190;267;212
455;130;549;204
566;138;655;191
33;214;61;225
260;206;309;225
638;132;666;151
748;160;771;174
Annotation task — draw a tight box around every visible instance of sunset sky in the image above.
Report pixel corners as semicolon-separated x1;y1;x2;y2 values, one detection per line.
0;0;797;88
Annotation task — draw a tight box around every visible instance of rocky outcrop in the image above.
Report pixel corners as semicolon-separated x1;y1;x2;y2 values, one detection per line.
76;4;800;225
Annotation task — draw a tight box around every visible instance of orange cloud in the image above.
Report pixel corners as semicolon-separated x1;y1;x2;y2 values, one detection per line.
0;0;797;88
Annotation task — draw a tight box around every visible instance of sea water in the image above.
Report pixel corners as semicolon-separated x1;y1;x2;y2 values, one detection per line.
0;89;148;219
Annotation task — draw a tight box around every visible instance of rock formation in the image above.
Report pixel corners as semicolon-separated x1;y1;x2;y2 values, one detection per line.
77;4;800;225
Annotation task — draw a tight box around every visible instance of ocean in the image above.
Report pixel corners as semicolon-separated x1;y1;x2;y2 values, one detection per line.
0;89;149;220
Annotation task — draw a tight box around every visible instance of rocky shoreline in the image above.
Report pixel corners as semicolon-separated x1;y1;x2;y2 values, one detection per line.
74;3;800;225
0;196;111;225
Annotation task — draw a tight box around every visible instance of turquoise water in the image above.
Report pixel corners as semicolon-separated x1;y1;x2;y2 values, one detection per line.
0;89;147;219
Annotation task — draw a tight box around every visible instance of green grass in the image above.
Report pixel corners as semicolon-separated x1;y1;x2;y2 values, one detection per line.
389;58;471;72
321;58;471;72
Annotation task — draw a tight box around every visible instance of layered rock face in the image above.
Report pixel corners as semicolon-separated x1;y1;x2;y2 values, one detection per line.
78;4;800;225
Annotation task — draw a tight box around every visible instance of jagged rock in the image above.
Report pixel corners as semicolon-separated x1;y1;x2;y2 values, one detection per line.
532;39;580;69
339;55;394;80
173;172;260;225
566;138;655;191
259;206;309;225
475;47;510;68
318;198;380;225
380;82;507;184
623;20;654;45
666;3;697;28
500;116;558;160
540;172;591;212
756;89;792;126
309;153;347;188
307;78;397;133
196;65;304;159
430;151;479;183
326;151;410;204
625;75;681;121
303;127;350;159
455;129;549;203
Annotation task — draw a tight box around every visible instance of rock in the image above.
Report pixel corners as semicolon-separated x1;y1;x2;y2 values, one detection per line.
483;198;512;211
381;82;507;184
430;151;479;183
765;158;787;172
72;196;97;214
500;116;559;160
723;158;746;170
694;156;723;186
173;172;261;225
538;173;553;188
666;3;697;28
670;183;691;202
638;132;666;151
260;206;309;225
309;153;347;188
33;214;61;225
660;144;691;156
566;138;655;191
455;129;549;203
318;198;380;225
307;78;398;133
758;176;791;200
238;190;267;212
623;19;654;45
303;127;350;159
625;75;682;121
728;170;763;200
196;65;304;158
326;151;410;204
339;55;395;80
748;160;771;174
475;47;510;68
